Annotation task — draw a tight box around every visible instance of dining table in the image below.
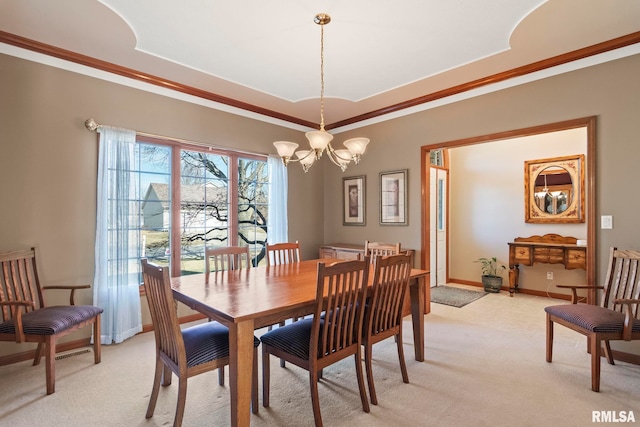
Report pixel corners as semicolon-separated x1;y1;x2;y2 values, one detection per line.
171;258;429;427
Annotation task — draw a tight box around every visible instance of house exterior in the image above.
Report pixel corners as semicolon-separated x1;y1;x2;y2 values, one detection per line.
141;182;227;231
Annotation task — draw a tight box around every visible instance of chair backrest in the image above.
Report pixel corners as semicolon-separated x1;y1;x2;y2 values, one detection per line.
0;248;44;323
141;259;186;367
205;246;251;281
601;248;640;318
266;241;301;266
364;241;401;261
310;258;370;361
365;254;412;337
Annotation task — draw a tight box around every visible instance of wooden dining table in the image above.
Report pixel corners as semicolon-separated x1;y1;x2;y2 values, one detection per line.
171;258;429;427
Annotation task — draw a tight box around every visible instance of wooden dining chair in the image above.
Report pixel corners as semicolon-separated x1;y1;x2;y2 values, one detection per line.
362;253;412;404
204;246;251;283
266;241;301;266
141;259;260;426
545;247;640;392
265;241;302;333
260;258;371;427
0;248;103;395
364;240;401;260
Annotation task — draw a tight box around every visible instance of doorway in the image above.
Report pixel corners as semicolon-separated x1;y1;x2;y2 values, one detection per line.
430;166;448;288
420;117;597;300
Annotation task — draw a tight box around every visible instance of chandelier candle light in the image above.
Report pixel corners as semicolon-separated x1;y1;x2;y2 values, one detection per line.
273;13;370;172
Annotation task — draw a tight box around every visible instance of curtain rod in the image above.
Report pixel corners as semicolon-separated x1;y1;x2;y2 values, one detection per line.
84;118;269;157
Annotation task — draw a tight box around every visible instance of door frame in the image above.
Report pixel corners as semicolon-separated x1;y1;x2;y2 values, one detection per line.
420;116;597;301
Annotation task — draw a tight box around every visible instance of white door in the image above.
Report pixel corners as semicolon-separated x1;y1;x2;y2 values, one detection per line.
430;167;447;287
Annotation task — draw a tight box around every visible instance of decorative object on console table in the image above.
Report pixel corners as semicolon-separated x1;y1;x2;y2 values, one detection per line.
474;256;507;293
508;234;587;297
379;169;408;225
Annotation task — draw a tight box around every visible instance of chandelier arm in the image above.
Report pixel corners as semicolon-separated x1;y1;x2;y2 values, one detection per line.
326;149;347;169
326;142;354;162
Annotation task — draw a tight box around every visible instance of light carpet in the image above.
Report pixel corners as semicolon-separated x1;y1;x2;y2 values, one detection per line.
1;290;639;426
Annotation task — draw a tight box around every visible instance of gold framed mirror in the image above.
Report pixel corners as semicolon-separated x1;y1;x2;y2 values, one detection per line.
524;154;585;223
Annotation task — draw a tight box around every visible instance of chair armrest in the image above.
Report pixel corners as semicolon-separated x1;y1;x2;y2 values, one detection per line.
0;300;35;343
556;285;604;304
42;285;91;305
614;298;640;341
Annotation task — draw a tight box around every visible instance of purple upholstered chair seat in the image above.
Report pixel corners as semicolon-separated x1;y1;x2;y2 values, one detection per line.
0;305;103;336
545;304;640;333
182;321;260;368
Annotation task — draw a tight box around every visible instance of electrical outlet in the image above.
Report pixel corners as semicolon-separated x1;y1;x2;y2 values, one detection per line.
547;272;553;280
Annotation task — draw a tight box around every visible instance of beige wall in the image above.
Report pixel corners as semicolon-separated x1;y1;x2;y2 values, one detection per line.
325;53;640;272
0;53;323;356
325;53;640;354
2;51;640;356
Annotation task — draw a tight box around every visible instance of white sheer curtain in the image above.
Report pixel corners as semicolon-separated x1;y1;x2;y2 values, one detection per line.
93;126;143;344
267;155;288;243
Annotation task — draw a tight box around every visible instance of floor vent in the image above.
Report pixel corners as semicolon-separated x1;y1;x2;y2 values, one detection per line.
55;349;91;360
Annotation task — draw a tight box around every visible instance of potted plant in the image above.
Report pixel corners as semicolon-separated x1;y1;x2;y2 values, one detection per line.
475;257;507;293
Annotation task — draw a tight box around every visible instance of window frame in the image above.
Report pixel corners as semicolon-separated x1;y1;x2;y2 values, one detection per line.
137;136;268;279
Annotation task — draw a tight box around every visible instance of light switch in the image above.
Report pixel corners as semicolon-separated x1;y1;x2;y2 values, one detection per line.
601;215;613;229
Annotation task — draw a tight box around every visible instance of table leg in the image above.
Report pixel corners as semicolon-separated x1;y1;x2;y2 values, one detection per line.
228;319;255;427
508;264;520;297
409;276;425;362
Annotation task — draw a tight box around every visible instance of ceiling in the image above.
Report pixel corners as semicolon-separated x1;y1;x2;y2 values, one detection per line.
1;0;640;131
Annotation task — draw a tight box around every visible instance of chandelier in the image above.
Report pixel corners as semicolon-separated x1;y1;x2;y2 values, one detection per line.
273;13;370;172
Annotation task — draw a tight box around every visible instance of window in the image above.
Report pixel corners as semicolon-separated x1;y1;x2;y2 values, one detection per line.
132;138;270;280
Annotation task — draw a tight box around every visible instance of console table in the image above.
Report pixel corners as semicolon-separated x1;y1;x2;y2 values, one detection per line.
508;234;586;296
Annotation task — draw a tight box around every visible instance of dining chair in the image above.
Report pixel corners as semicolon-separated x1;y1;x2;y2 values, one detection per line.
141;259;259;427
0;248;103;395
204;246;251;283
364;240;401;260
266;241;301;328
260;258;371;427
266;241;301;266
362;253;412;404
545;247;640;392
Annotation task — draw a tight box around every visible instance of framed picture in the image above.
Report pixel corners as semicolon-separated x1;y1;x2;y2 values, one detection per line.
380;169;408;225
343;175;366;226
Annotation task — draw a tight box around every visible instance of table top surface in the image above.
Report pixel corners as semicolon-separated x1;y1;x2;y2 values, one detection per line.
171;258;428;324
508;241;586;248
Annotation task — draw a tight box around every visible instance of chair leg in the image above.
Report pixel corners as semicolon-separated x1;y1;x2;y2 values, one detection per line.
252;347;259;414
545;314;553;363
590;334;601;392
45;336;56;395
396;333;409;384
146;357;164;419
364;341;377;405
354;349;370;414
174;377;188;427
218;366;225;386
33;343;44;366
93;315;102;363
603;340;615;365
162;363;172;386
309;369;323;427
262;347;271;407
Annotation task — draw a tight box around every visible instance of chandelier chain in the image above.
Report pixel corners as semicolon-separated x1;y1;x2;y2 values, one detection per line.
319;22;325;131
